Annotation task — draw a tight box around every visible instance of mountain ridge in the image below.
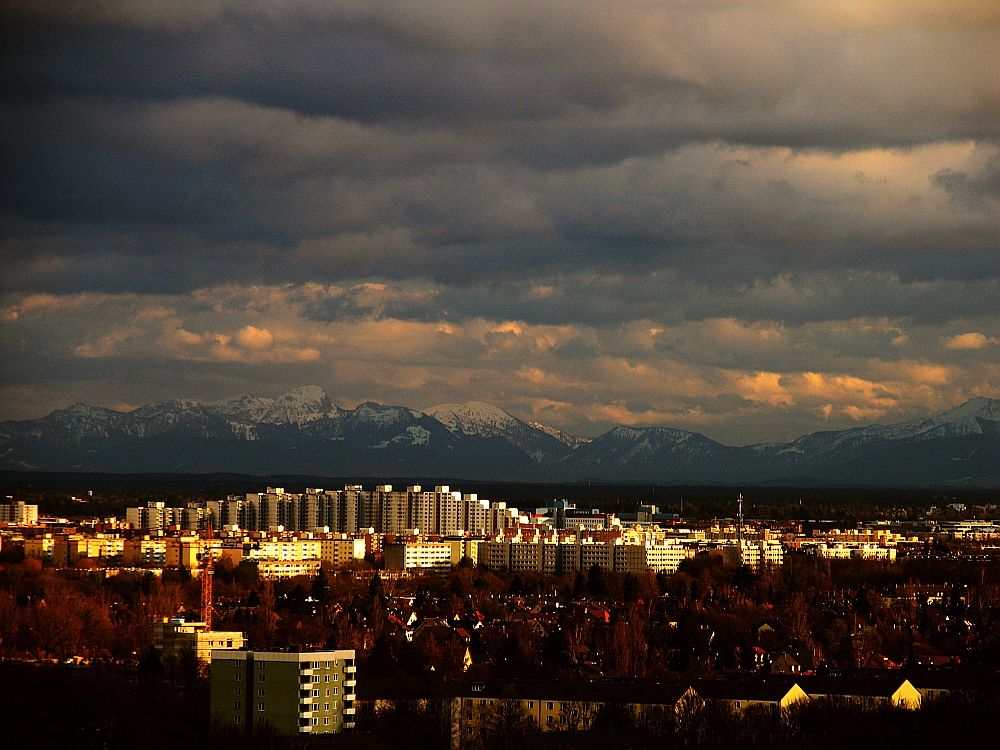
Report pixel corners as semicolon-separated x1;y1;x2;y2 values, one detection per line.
2;388;999;486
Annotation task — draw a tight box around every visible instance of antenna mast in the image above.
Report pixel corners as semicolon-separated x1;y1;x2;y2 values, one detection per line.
737;493;744;549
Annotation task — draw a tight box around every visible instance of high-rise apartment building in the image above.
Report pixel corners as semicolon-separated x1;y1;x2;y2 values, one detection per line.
210;649;356;735
0;500;39;525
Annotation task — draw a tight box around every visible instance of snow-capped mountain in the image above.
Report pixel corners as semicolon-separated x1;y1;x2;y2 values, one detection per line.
527;421;592;450
558;425;747;483
1;390;999;485
425;401;574;462
209;385;340;426
426;401;520;436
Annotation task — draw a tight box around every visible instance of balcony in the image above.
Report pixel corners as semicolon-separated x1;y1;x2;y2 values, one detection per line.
343;693;356;702
299;667;319;677
344;665;357;674
344;679;356;688
343;707;356;715
344;722;356;730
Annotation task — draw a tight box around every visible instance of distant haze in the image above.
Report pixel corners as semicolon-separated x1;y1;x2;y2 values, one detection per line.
1;3;999;445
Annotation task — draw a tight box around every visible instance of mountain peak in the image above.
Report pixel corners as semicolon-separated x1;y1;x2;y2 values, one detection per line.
425;401;519;436
283;385;330;403
939;396;1000;422
208;386;338;425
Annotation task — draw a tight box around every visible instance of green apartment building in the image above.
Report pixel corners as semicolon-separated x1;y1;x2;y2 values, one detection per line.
210;649;357;735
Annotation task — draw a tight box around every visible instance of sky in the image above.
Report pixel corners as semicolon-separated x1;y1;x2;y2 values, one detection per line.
1;1;999;445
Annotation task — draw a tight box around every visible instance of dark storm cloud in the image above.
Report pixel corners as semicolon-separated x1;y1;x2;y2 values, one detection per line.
932;154;1000;210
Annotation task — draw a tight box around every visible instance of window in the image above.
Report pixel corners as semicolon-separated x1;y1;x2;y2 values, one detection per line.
227;640;233;647
258;673;265;682
257;688;265;697
324;717;330;725
324;704;330;711
234;715;240;725
528;701;534;708
313;689;320;697
235;687;241;696
258;703;265;712
333;673;339;681
324;675;330;682
333;687;339;696
546;702;554;710
325;689;330;697
235;673;242;682
234;701;240;711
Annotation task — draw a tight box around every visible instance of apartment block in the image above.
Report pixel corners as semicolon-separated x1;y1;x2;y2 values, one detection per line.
384;541;463;572
210;649;357;735
195;484;521;536
0;500;39;525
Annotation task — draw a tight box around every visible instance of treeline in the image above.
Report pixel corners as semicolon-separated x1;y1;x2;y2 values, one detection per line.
3;550;1000;678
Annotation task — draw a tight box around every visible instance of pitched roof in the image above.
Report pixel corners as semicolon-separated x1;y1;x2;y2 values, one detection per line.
694;679;802;703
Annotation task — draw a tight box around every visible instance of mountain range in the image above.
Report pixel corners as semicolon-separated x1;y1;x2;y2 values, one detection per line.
2;386;1000;486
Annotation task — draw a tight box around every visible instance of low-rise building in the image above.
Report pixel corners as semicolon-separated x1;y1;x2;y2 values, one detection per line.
153;618;245;665
384;541;463;572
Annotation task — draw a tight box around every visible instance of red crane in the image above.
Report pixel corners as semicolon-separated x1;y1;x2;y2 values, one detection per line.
201;519;214;630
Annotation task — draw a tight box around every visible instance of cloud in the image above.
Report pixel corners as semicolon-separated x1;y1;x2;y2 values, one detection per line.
2;3;999;443
236;325;275;351
943;332;998;350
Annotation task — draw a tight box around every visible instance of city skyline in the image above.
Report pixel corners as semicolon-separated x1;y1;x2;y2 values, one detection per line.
2;2;999;445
